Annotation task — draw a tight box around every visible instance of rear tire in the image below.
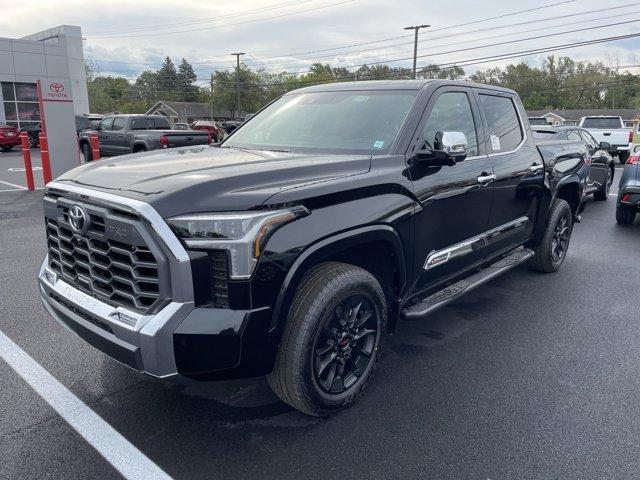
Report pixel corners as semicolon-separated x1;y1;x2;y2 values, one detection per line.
618;151;630;164
268;261;386;416
616;205;637;225
529;198;573;273
593;168;612;201
81;142;92;162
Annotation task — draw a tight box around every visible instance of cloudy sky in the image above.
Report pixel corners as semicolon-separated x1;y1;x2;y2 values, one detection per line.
2;0;640;85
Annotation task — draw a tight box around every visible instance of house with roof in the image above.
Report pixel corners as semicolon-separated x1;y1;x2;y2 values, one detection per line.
527;108;640;134
145;101;233;125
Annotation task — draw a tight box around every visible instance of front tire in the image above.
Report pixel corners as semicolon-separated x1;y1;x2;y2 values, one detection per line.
616;205;637;225
530;198;573;273
268;262;386;416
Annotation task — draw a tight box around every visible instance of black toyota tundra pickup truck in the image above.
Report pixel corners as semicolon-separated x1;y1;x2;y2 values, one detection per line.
78;114;210;161
38;80;588;416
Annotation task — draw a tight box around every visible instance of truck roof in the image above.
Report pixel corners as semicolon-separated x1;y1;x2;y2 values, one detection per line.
291;79;518;96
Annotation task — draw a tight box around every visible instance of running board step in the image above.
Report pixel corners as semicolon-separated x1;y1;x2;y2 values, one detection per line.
402;248;534;320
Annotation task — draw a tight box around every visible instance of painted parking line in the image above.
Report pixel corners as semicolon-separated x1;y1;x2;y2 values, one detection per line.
0;330;173;480
0;179;27;190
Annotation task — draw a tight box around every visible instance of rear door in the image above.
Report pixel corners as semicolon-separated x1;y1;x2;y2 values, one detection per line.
476;90;543;258
409;87;494;294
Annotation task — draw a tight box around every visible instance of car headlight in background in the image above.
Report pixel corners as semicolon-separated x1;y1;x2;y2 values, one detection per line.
167;206;309;279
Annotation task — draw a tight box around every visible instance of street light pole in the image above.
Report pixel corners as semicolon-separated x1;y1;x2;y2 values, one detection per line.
230;52;245;119
403;24;430;79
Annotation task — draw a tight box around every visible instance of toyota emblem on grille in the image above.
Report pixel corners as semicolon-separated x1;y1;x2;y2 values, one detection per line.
68;205;89;234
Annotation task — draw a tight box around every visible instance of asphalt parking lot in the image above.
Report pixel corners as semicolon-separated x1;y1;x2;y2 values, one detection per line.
1;165;639;480
0;149;46;191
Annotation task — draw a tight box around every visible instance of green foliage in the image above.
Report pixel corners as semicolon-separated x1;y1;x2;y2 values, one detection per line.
87;55;640;116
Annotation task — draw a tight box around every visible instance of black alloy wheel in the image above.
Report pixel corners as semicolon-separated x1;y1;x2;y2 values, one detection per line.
550;214;571;264
313;295;379;394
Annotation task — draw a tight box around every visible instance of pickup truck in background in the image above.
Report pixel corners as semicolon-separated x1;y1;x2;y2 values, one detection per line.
578;116;633;164
39;80;588;416
78;114;211;161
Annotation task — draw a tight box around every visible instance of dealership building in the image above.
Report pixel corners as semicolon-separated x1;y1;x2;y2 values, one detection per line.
0;25;89;130
0;25;88;178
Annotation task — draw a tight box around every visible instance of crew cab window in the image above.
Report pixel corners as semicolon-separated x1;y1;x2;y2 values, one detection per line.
479;94;523;153
581;117;622;129
112;117;125;131
422;92;478;156
97;117;113;131
131;117;171;130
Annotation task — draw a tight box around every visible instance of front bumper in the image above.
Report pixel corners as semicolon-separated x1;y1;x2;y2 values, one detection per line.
38;181;277;380
0;137;21;147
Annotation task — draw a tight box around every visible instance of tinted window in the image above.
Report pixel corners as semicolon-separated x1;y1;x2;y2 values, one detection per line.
130;117;171;130
566;129;582;142
75;116;91;131
112;117;126;131
581;117;622;129
422;92;478;156
479;94;523;153
224;90;418;155
529;117;548;125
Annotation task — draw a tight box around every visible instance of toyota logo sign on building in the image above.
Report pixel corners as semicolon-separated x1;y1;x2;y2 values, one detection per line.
49;83;65;93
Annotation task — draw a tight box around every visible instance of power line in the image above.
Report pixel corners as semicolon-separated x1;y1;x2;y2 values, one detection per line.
86;0;316;35
87;0;356;38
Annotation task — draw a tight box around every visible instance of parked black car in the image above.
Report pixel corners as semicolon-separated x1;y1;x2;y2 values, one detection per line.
616;147;640;224
39;80;588;416
22;115;104;148
532;125;614;201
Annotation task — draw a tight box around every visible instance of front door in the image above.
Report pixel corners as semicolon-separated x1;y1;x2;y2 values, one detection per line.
476;90;543;257
408;87;494;295
96;117;113;156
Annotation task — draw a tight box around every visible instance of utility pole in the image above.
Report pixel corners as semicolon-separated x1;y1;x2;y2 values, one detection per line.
403;24;430;79
230;52;245;119
210;73;214;121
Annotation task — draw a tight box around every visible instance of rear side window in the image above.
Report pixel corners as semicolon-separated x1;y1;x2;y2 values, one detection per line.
422;92;479;157
479;94;523;153
581;117;622;129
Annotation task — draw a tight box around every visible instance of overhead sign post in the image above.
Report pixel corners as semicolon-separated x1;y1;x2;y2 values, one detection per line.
37;79;79;179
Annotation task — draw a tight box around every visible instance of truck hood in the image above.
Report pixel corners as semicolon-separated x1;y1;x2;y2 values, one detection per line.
56;146;371;217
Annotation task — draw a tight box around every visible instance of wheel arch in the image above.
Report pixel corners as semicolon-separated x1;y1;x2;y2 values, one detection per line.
553;175;582;214
132;142;147;152
269;225;407;340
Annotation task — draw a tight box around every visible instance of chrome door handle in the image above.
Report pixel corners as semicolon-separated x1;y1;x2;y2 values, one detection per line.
477;174;496;185
529;164;544;173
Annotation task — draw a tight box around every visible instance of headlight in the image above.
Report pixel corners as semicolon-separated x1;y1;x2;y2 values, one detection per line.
167;207;309;279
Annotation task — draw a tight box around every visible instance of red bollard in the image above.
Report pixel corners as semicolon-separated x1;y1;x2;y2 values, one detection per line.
20;132;35;191
38;132;52;185
89;132;100;161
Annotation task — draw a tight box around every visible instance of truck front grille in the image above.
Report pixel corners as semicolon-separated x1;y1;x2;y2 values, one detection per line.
209;251;230;308
44;194;170;314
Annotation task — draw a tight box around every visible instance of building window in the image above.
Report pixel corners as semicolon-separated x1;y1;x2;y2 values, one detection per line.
1;82;40;130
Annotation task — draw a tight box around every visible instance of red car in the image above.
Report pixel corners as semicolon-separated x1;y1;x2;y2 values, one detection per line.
191;120;221;142
0;123;21;152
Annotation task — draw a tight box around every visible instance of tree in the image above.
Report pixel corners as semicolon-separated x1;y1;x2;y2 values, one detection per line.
156;57;178;99
177;58;199;102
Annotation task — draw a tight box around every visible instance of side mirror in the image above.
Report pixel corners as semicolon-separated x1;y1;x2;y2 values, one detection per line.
634;144;640;154
413;131;468;166
599;141;611;150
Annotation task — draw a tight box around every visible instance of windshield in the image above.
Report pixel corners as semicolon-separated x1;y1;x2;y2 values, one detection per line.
223;90;418;154
582;117;622;129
